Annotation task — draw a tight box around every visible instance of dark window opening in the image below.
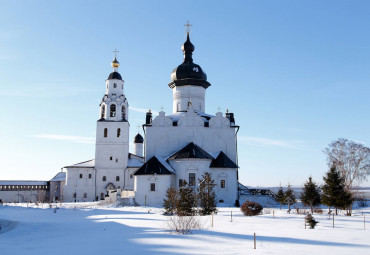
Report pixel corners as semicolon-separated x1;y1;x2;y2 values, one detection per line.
73;193;76;198
130;174;133;179
100;193;104;200
110;104;116;117
110;156;112;160
88;174;92;179
116;176;120;181
179;179;184;187
117;128;121;137
189;173;196;186
113;83;117;88
83;193;87;198
115;158;118;162
220;180;225;188
104;128;108;137
101;105;105;119
150;183;155;191
79;174;83;179
102;176;106;181
204;122;209;127
173;121;178;126
122;106;126;120
219;199;224;203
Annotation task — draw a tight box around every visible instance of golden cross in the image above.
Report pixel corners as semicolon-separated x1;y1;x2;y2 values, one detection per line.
184;21;192;34
113;48;119;58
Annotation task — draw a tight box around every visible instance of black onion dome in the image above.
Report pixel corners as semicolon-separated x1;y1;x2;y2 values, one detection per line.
169;33;210;89
134;133;144;143
108;72;122;80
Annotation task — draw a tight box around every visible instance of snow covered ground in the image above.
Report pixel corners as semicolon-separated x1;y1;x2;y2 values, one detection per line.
0;203;369;255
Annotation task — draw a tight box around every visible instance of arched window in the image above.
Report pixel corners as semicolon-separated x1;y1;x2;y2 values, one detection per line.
110;104;116;117
104;128;108;137
102;176;106;182
113;83;117;88
117;128;121;137
121;106;126;120
101;105;105;119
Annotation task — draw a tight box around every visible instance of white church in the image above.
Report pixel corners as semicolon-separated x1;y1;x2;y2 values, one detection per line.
61;32;240;206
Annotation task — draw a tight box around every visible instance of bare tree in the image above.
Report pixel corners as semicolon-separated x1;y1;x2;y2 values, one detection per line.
324;138;370;191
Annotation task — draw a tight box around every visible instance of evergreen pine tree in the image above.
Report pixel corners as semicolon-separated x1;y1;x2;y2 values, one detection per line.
300;177;321;214
284;184;296;204
322;165;353;215
197;172;217;215
177;181;196;216
163;187;178;215
276;186;285;209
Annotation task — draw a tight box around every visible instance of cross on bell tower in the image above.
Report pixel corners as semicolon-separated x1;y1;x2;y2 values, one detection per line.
184;21;192;36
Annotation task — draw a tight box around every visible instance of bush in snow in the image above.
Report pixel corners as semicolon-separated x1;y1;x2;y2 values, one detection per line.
240;200;263;216
165;215;203;234
305;214;318;229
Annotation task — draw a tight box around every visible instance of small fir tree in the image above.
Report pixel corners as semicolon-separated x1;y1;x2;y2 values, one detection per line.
321;165;353;215
177;181;196;216
163;187;178;215
300;177;321;214
197;172;217;215
305;214;318;229
276;186;285;209
284;184;296;204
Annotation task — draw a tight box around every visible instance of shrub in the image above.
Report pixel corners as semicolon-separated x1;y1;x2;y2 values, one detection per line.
165;215;203;234
313;208;323;214
305;214;318;229
240;200;263;216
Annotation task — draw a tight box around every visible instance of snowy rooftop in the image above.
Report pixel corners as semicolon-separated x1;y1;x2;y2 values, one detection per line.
166;110;215;122
0;181;47;185
50;172;66;182
127;158;143;168
64;159;95;168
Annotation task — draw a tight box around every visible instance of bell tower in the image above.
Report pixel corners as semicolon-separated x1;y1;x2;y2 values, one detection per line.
94;54;130;199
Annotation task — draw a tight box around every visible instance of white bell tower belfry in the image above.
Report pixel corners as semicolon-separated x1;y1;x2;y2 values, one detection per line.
94;50;130;200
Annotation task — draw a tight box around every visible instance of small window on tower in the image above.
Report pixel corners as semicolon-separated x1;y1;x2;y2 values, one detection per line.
110;104;116;117
113;83;117;88
220;180;226;188
88;174;92;179
117;128;121;137
104;128;108;137
150;183;155;192
116;176;120;181
83;193;87;198
102;176;106;182
79;174;83;179
110;156;112;160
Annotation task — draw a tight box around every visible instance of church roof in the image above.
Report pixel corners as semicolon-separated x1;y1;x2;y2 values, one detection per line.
64;159;95;168
168;33;211;89
168;142;214;160
50;172;66;182
107;72;122;80
210;151;239;168
134;133;144;143
133;156;174;175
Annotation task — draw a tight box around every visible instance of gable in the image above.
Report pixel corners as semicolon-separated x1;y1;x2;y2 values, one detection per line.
133;156;174;175
210;151;238;168
168;142;214;160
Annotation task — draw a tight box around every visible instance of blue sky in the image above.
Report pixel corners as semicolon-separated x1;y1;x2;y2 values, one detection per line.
0;0;369;187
